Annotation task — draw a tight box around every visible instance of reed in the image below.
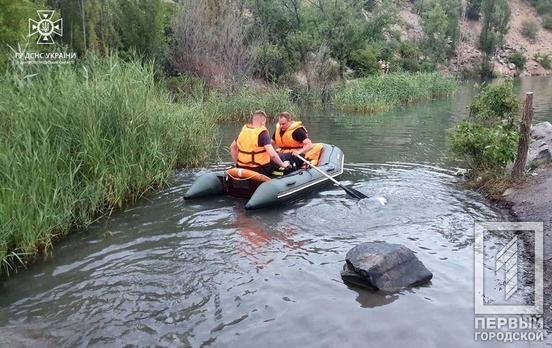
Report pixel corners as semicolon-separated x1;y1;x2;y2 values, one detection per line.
0;55;214;275
333;72;458;112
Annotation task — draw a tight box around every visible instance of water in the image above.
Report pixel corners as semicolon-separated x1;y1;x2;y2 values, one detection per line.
1;78;551;347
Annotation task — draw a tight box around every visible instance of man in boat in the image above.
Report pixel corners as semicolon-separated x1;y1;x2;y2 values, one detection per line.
272;111;315;169
230;110;292;176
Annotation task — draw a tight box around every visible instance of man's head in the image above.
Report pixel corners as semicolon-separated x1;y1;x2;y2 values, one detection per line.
278;112;293;131
251;110;267;127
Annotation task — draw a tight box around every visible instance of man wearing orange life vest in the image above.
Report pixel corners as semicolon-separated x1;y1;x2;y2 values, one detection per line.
272;111;314;168
230;110;291;176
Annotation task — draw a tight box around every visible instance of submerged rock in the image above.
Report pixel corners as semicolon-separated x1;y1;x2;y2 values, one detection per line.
341;242;432;292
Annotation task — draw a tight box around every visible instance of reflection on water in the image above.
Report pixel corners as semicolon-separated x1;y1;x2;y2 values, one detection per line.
1;77;551;347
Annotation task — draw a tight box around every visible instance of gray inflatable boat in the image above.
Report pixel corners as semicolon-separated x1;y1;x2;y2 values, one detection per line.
184;144;344;209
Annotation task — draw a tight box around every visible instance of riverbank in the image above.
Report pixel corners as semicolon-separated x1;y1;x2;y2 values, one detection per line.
499;164;552;329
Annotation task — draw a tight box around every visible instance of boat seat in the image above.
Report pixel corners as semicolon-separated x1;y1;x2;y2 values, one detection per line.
226;168;271;182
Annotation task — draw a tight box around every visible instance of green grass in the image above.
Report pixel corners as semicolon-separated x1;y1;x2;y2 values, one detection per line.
0;55;214;275
205;86;299;122
332;72;458;112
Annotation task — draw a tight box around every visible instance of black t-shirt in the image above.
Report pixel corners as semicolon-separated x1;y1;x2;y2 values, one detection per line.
235;130;271;147
258;130;271;146
272;127;308;143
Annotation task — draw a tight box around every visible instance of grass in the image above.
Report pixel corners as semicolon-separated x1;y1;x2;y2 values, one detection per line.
0;55;214;275
205;86;299;123
332;72;458;112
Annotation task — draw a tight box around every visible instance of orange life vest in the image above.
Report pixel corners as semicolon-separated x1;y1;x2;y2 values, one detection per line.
275;121;308;153
236;124;271;168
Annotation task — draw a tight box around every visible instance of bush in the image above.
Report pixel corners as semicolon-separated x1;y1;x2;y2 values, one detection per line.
449;122;519;169
520;20;540;40
508;51;527;70
466;0;482;20
535;0;552;15
449;80;520;170
534;52;552;69
468;80;520;128
543;16;552;30
255;43;290;82
349;49;380;77
398;42;422;72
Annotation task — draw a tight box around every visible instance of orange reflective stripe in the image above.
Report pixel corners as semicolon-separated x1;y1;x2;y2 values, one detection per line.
236;124;271;168
275;121;308;153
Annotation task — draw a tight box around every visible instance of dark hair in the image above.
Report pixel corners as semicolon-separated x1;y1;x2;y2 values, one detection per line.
277;111;293;121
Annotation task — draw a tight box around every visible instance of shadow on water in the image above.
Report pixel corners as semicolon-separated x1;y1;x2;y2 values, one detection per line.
1;77;551;347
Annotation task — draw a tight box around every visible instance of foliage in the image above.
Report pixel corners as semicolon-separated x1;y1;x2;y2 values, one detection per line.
508;51;527;70
0;0;41;69
449;122;519;168
449;80;520;170
418;0;462;62
349;49;380;77
205;87;298;122
0;55;214;274
543;16;552;30
534;52;552;69
333;72;457;112
479;0;511;55
520;20;540;40
466;0;482;20
255;43;290;82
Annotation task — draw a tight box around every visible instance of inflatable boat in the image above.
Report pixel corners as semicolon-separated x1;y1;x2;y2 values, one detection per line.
184;143;344;209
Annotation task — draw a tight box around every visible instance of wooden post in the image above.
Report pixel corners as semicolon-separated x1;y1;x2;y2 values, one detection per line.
512;92;534;177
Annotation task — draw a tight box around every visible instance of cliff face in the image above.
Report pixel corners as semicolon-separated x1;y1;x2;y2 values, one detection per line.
399;0;552;77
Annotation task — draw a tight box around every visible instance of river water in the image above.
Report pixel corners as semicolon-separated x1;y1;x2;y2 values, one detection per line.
1;78;551;347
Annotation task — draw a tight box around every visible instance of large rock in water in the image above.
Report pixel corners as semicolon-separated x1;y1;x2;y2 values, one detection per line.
341;242;433;291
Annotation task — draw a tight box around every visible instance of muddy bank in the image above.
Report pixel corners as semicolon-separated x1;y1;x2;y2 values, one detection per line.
500;164;552;329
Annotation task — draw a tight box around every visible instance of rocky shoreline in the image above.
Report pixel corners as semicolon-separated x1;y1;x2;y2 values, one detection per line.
500;122;552;329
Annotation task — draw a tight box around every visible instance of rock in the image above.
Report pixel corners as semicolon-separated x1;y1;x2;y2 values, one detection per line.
531;122;552;141
341;242;433;291
526;122;552;169
508;63;517;70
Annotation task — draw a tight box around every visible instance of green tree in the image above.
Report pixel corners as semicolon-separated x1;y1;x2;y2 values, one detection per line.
479;0;510;55
421;3;449;62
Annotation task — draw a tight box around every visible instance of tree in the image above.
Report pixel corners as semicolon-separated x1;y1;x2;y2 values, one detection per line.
479;0;510;55
421;3;449;62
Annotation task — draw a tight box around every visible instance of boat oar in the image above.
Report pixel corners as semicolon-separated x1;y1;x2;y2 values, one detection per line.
295;154;368;199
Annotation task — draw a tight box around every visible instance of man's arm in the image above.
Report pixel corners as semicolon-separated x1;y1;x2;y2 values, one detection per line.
230;140;238;163
264;144;289;168
292;138;314;156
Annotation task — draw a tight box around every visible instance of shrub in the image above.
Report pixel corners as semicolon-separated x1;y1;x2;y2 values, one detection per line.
349;48;380;77
520;20;540;40
543;16;552;30
508;51;527;70
449;80;520;170
255;43;290;82
466;0;482;20
534;52;552;69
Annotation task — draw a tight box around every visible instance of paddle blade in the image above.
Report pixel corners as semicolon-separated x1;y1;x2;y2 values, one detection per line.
343;185;369;199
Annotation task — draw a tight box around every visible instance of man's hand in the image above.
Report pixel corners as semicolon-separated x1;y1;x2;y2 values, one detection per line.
282;160;291;168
